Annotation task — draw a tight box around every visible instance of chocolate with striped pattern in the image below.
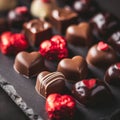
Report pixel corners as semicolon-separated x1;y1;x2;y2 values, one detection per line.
35;71;66;98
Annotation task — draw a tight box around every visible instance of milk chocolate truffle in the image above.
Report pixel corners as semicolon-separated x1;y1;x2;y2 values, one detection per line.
8;6;31;29
104;63;120;86
72;78;111;106
0;0;17;12
65;22;93;46
49;7;78;34
14;51;46;78
57;56;88;82
108;31;120;55
86;41;118;69
23;19;53;47
35;71;66;98
90;12;120;39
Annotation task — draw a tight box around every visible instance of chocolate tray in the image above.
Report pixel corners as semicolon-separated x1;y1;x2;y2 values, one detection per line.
0;0;120;120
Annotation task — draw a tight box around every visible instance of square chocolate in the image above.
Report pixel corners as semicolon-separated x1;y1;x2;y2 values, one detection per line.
23;19;53;47
49;7;78;34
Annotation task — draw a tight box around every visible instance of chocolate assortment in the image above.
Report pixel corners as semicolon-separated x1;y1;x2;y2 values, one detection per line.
0;0;120;120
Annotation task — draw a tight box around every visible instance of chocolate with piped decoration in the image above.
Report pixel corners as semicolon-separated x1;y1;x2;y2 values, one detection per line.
57;56;88;82
108;31;120;54
65;22;93;46
23;19;53;47
72;78;111;106
49;7;78;34
14;51;46;78
86;41;118;69
35;71;66;98
8;6;31;29
90;12;120;39
104;63;120;86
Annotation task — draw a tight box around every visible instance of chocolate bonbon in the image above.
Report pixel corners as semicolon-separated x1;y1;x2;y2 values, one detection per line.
35;71;66;98
8;6;31;29
108;31;120;55
23;19;53;47
72;78;111;106
104;63;120;86
57;56;88;82
49;7;78;34
65;22;93;46
90;12;120;39
86;41;118;69
14;51;46;78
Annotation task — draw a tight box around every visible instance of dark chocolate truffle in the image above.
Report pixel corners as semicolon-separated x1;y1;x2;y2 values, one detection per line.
90;12;120;39
86;41;118;69
72;78;111;106
23;19;53;47
35;71;66;98
108;31;120;55
49;7;78;34
57;56;88;82
65;22;93;46
8;6;31;28
14;51;46;78
104;63;120;86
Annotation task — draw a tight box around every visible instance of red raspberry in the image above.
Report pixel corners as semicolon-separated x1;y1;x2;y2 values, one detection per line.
0;32;28;55
46;93;76;120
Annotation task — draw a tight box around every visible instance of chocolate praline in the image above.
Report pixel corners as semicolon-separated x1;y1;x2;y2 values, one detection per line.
57;56;88;82
14;51;46;78
35;71;66;98
108;31;120;55
8;6;31;29
104;63;120;86
90;12;120;39
49;7;78;34
65;22;93;46
86;41;118;69
72;78;111;106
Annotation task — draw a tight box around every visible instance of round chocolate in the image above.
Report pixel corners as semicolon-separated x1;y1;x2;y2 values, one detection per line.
8;6;31;28
35;71;66;98
14;51;46;78
65;22;93;46
57;56;88;82
86;41;118;69
104;63;120;86
72;78;111;106
108;31;120;55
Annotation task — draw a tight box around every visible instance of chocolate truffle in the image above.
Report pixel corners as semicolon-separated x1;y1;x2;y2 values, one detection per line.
104;63;120;86
57;56;88;82
8;6;31;29
49;7;78;34
90;12;120;39
23;19;53;47
108;31;120;55
72;78;111;106
65;22;93;46
73;0;100;19
14;51;46;78
35;71;66;98
86;41;118;69
0;0;17;12
30;0;54;20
